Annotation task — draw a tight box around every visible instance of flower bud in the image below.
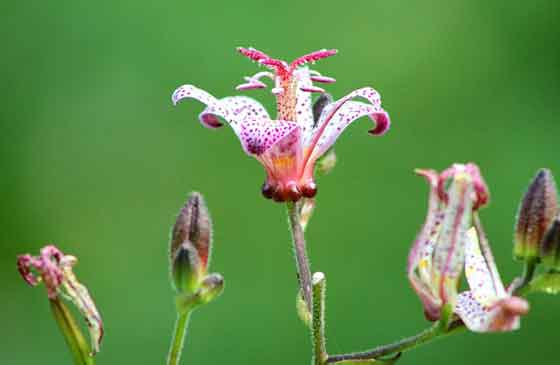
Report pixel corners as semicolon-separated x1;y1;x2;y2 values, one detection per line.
529;271;560;294
541;215;560;270
312;93;333;127
315;149;337;176
514;169;558;261
296;290;312;327
170;192;212;291
299;198;316;232
171;241;202;294
197;273;224;304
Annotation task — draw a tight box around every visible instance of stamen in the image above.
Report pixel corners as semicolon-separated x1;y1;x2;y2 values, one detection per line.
235;71;274;91
308;70;336;84
300;85;325;93
310;75;336;83
236;81;266;91
272;76;284;95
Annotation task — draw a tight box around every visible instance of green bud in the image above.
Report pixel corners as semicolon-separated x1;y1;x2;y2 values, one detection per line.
541;215;560;270
312;93;333;127
315;149;337;177
197;273;224;304
514;169;558;261
296;290;312;327
528;271;560;295
171;241;202;294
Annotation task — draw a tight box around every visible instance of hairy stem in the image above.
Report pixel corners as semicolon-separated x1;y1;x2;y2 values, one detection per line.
518;260;537;290
312;274;327;365
167;310;192;365
50;298;94;365
287;202;313;313
326;321;464;363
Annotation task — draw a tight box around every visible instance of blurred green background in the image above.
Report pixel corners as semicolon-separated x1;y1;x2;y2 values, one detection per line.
2;0;559;364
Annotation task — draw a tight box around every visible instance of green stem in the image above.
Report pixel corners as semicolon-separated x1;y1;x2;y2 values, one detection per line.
326;321;465;364
287;202;313;313
516;259;537;292
167;310;192;365
49;298;94;365
312;274;327;365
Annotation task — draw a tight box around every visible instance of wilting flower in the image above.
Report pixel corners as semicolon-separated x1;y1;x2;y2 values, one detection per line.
455;227;529;332
514;169;558;261
17;245;103;354
172;48;390;202
407;163;488;320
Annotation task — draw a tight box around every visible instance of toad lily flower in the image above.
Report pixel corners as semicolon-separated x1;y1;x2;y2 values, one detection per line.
172;47;390;202
407;163;488;321
454;225;529;332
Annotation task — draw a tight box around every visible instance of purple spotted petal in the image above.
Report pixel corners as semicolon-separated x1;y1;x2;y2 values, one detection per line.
305;87;390;162
240;119;300;155
432;173;474;305
172;85;270;127
173;85;295;155
199;96;270;129
408;170;441;276
455;292;526;332
464;228;506;306
455;291;495;332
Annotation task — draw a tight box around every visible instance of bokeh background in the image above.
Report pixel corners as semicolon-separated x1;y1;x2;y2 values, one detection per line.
2;0;559;364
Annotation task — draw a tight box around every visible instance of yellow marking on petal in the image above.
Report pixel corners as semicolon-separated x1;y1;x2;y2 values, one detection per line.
273;155;295;169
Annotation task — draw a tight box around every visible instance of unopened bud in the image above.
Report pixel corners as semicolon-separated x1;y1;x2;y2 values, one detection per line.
171;241;202;294
541;215;560;270
312;93;333;127
299;198;316;232
170;192;212;290
316;149;337;176
529;272;560;295
198;273;224;304
514;169;558;261
296;290;312;327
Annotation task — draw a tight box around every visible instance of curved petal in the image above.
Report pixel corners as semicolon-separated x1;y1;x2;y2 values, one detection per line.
464;227;506;306
173;85;270;127
432;173;474;305
408;170;441;276
173;85;296;155
257;124;303;182
455;292;526;332
241;119;300;155
455;291;494;332
305;87;390;162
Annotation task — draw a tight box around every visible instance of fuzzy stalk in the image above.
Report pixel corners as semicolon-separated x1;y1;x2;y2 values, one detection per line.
287;202;313;313
312;273;327;365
